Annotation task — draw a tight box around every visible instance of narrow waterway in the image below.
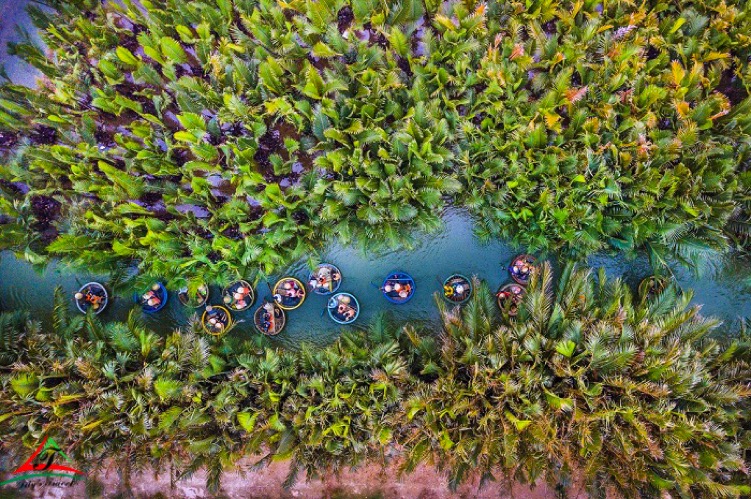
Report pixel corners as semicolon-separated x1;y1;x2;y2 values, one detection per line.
2;209;751;349
1;3;750;347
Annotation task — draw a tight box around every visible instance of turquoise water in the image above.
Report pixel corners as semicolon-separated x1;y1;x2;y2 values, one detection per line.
2;209;750;348
0;0;40;87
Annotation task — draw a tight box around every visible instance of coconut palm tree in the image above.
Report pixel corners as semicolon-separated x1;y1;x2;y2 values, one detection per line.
1;0;750;277
403;262;751;496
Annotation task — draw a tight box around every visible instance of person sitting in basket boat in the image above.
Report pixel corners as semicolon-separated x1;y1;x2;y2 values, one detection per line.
343;307;356;321
312;267;341;289
192;284;209;301
75;288;104;309
335;295;356;321
282;281;304;299
226;284;251;309
498;284;524;313
511;257;534;281
260;302;277;332
337;303;356;321
500;296;519;314
443;284;454;297
205;305;228;334
398;283;412;299
316;270;331;288
141;284;163;308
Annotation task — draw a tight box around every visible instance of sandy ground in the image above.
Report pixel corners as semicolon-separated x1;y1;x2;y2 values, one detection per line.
1;458;588;499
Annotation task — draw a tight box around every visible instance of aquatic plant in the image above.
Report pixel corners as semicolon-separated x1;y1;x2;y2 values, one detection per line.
1;268;749;496
0;0;750;278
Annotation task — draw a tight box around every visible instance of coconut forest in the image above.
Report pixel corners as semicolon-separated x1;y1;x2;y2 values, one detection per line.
0;0;750;497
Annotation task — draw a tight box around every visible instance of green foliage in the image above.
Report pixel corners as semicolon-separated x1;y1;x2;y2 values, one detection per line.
0;0;750;278
0;264;749;496
0;310;30;366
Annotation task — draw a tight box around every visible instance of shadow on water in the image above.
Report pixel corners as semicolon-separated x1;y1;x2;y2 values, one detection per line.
1;209;751;349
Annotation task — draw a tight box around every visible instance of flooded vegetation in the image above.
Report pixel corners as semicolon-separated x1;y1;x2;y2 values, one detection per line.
1;0;751;497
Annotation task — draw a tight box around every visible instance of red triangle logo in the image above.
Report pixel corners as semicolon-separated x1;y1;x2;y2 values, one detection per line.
12;436;83;475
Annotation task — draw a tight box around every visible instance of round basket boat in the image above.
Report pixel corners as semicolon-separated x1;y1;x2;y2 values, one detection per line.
222;280;255;311
74;282;108;315
442;274;472;304
308;263;342;295
273;277;306;310
497;282;525;316
201;305;233;336
134;282;168;313
178;282;209;308
327;292;360;325
381;271;415;304
254;301;286;336
509;254;537;286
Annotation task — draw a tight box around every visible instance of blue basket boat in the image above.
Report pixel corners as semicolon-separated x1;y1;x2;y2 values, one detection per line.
327;292;360;325
381;271;415;304
134;282;168;313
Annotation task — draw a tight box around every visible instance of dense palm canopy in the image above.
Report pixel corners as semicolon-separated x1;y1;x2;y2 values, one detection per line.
406;265;751;496
0;0;750;280
1;267;750;496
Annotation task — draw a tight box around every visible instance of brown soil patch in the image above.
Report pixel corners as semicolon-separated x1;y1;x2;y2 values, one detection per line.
3;458;605;499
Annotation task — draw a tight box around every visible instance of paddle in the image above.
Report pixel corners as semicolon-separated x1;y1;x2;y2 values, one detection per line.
321;296;337;317
384;273;413;282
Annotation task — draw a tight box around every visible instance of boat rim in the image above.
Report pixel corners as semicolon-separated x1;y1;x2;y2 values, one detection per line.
201;305;233;336
222;279;255;311
273;277;306;310
381;271;415;304
309;263;342;295
327;292;360;324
